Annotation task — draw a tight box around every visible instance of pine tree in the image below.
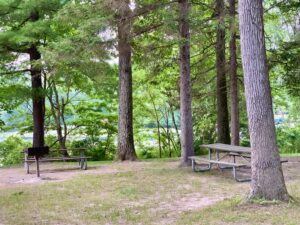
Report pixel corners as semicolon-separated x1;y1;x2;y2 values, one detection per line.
0;0;66;147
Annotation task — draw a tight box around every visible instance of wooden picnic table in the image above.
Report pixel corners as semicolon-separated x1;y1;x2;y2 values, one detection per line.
189;143;287;182
23;147;90;177
189;143;252;182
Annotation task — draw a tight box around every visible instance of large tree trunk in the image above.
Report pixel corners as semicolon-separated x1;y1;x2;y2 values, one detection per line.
29;44;44;148
179;0;194;166
239;0;289;201
228;0;239;145
216;0;230;144
28;11;45;148
116;1;137;161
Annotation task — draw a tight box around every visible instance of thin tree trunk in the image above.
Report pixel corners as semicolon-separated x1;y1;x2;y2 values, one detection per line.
216;0;230;144
116;1;137;161
170;104;181;148
239;0;289;201
53;84;68;156
162;108;172;158
228;0;240;145
179;0;194;166
47;83;68;156
157;121;162;158
148;92;163;158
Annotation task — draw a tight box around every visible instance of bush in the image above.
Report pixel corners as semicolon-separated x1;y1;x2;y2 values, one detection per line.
71;137;116;161
277;125;300;154
0;136;29;166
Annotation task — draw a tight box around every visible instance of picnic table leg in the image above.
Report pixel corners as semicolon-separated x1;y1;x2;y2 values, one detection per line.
83;159;87;170
80;158;87;170
208;149;212;170
35;156;40;177
192;159;195;171
216;150;227;170
233;166;251;182
24;153;29;174
232;166;236;180
79;149;87;170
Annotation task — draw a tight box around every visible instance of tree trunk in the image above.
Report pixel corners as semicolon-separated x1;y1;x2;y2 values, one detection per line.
157;120;162;158
149;92;163;158
228;0;240;145
116;1;137;161
239;0;289;201
170;105;181;148
216;0;230;144
29;44;44;148
179;0;194;166
165;109;172;158
48;83;68;156
28;11;44;148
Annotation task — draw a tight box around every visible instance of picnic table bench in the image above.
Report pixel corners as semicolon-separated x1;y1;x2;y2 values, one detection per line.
189;143;287;182
23;147;90;177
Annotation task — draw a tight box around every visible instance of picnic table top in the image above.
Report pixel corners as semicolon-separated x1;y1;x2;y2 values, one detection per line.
200;143;251;154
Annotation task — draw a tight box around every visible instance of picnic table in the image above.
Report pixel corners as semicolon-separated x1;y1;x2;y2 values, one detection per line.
23;147;90;177
189;143;252;182
189;143;288;182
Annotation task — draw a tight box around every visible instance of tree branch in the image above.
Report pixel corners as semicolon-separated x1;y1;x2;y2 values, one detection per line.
0;69;31;76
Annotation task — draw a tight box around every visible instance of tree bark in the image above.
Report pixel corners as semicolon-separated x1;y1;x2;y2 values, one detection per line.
148;92;163;158
48;82;69;156
29;44;44;148
165;109;172;158
171;106;181;148
228;0;240;145
28;11;45;148
179;0;194;166
216;0;230;144
239;0;289;201
116;1;137;161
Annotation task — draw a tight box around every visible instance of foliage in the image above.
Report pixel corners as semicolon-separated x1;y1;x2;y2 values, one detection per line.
277;125;300;154
0;136;29;166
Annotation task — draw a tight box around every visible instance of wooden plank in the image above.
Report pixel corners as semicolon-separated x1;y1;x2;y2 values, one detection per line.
189;156;248;167
229;152;251;158
200;143;251;153
24;157;91;162
50;148;86;153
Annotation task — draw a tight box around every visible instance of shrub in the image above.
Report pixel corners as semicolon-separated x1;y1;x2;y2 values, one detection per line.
0;136;29;166
71;137;116;161
277;125;300;154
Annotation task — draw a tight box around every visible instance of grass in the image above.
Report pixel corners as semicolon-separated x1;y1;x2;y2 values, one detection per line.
0;160;300;225
177;196;300;225
280;153;300;157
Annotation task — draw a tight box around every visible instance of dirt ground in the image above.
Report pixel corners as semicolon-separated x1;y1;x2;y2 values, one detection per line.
1;157;299;188
0;161;149;188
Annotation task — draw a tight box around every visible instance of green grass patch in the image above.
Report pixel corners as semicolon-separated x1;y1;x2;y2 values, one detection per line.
0;160;300;225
